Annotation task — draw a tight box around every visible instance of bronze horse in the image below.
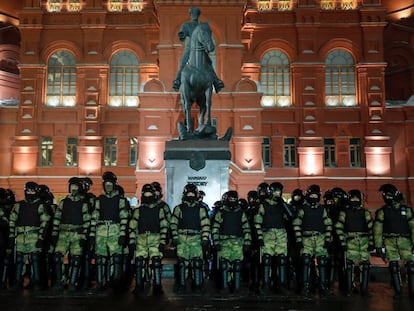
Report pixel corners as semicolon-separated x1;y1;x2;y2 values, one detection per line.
179;22;215;138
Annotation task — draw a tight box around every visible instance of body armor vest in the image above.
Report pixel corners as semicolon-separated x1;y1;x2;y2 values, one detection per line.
301;205;325;232
98;195;121;223
61;198;83;225
16;201;41;227
383;206;410;235
220;209;243;237
138;204;160;233
262;202;285;229
178;204;201;230
344;208;368;233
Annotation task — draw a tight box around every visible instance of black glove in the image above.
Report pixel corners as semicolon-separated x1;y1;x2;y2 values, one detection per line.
79;239;87;249
214;244;222;251
158;243;165;253
258;239;265;247
296;241;303;250
8;237;15;249
129;244;136;256
35;239;44;250
201;241;210;255
367;245;375;252
50;235;58;247
376;247;385;258
118;235;127;247
88;236;95;248
243;244;251;254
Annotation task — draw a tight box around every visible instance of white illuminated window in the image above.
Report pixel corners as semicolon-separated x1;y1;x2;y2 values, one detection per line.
40;137;53;167
325;49;356;107
260;50;291;107
321;0;335;10
104;137;118;166
109;50;139;107
46;51;77;107
47;0;63;12
66;137;78;167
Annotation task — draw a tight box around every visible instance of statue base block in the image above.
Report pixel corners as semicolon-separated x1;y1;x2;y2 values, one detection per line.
164;140;231;209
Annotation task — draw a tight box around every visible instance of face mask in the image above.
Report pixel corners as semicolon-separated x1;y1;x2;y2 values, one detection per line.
141;195;155;204
184;195;197;203
350;201;360;208
25;193;37;202
307;196;319;206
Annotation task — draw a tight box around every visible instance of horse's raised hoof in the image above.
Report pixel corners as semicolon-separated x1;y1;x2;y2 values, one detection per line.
214;80;224;93
172;80;181;91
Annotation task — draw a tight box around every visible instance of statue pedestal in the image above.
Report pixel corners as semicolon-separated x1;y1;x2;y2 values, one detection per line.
164;140;231;209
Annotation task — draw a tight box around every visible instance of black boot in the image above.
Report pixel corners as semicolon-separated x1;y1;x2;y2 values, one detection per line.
134;256;144;296
152;256;163;295
31;252;42;291
360;261;371;297
68;255;81;292
192;257;203;292
219;258;229;294
344;260;354;297
176;257;186;293
301;254;312;296
95;256;105;291
52;253;64;290
261;254;272;294
317;256;329;296
12;252;24;290
389;261;402;299
406;261;414;300
1;256;9;289
112;254;122;292
276;254;289;295
233;260;242;294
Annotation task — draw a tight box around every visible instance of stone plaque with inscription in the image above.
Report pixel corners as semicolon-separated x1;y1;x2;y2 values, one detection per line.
164;140;231;209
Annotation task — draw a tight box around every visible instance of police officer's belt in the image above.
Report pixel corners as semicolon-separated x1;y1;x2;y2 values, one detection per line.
60;224;83;233
384;233;410;238
346;233;368;240
178;230;201;236
97;220;118;225
302;231;324;237
17;228;39;235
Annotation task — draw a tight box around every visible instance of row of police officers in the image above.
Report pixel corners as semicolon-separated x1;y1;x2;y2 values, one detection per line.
0;174;413;300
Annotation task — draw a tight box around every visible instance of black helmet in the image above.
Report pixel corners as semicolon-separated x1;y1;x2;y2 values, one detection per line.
102;171;117;184
257;182;271;200
247;190;258;201
291;188;304;206
239;198;248;211
348;189;362;201
182;183;198;203
25;181;39;192
151;181;162;199
0;188;7;204
379;183;400;204
225;190;239;207
323;190;334;205
115;184;125;196
331;187;347;200
269;182;284;193
38;184;54;202
68;177;82;193
305;184;321;206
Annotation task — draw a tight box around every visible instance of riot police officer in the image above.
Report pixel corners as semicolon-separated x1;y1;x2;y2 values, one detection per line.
374;184;414;300
335;189;374;297
129;184;169;296
170;183;210;293
89;172;129;291
293;184;332;296
51;177;90;291
254;182;295;294
8;182;50;290
211;191;251;294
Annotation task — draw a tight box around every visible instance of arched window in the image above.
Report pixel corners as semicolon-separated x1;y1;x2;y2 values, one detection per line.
46;50;77;107
325;49;356;107
109;50;139;107
260;50;291;107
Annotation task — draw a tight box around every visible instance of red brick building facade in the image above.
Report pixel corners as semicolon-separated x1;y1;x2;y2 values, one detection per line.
0;0;413;208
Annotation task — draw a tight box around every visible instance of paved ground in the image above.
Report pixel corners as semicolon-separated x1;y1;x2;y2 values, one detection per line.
0;278;413;311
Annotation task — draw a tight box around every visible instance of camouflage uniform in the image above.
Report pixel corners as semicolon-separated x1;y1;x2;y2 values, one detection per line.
51;178;90;291
335;189;374;296
374;184;414;299
170;184;210;293
212;191;251;293
254;182;295;293
293;184;332;296
0;190;9;289
129;184;169;295
8;182;50;289
89;172;129;290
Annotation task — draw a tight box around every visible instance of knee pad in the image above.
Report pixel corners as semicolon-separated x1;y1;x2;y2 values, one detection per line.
219;258;228;270
71;255;82;267
113;254;122;265
15;252;24;264
53;252;63;264
276;254;287;266
406;261;414;274
233;260;242;272
302;254;312;266
192;257;203;269
151;256;162;268
135;256;144;268
389;261;400;273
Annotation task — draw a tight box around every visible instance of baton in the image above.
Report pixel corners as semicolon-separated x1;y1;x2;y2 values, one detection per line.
259;246;262;264
343;250;347;271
